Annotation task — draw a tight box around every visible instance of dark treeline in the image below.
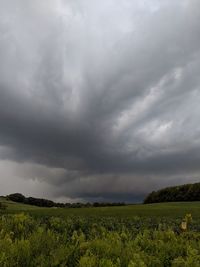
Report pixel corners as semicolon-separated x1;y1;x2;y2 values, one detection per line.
7;193;125;208
144;182;200;204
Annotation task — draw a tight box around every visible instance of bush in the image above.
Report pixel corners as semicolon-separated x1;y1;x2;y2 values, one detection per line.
0;213;200;266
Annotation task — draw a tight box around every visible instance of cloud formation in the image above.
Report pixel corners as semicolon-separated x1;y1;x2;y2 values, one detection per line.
0;0;200;202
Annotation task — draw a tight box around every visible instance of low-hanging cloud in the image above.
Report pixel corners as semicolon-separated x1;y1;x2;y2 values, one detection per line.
0;0;200;202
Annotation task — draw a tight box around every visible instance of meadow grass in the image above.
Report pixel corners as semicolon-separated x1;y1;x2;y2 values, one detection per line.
1;198;200;266
1;197;200;219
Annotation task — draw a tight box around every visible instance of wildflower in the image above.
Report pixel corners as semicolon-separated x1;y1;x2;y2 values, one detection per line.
185;214;192;224
180;221;187;231
180;214;192;231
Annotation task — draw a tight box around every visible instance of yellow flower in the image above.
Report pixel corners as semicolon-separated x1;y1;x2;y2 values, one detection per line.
181;221;187;231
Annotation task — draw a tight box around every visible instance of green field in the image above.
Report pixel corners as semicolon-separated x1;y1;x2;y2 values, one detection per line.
1;198;200;266
1;197;200;219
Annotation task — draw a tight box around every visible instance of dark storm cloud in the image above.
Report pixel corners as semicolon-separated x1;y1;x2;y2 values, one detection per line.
0;0;200;201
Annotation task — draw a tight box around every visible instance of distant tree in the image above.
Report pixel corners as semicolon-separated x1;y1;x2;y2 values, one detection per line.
25;197;54;207
8;193;26;203
143;182;200;204
6;192;127;208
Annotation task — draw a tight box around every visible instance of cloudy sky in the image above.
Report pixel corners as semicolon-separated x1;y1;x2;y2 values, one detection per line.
0;0;200;203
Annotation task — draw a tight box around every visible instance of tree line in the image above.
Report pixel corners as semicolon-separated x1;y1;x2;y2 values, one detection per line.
143;182;200;204
7;193;125;208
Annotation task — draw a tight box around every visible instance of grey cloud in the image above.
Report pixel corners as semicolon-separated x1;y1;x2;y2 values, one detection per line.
0;0;200;202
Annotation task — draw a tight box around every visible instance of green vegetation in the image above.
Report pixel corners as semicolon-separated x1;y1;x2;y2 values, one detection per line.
144;183;200;204
2;197;200;219
7;193;125;208
1;211;200;266
0;197;7;211
0;202;6;210
1;198;200;266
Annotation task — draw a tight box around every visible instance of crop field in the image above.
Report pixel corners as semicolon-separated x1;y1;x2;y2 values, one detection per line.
1;199;200;266
2;197;200;219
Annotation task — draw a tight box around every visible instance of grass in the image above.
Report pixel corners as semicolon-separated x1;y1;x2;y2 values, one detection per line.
1;197;200;219
0;197;40;210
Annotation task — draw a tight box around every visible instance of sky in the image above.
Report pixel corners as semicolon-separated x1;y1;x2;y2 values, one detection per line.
0;0;200;203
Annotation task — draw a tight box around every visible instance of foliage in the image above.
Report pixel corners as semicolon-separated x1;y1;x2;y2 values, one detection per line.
0;202;6;210
7;193;125;208
8;193;26;203
144;183;200;204
8;193;55;208
1;213;200;266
